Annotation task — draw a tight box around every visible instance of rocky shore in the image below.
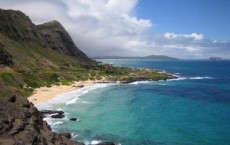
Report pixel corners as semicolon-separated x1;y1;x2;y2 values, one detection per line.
0;95;117;145
0;95;84;145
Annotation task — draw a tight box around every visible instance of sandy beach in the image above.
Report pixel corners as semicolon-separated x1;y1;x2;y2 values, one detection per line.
28;80;106;105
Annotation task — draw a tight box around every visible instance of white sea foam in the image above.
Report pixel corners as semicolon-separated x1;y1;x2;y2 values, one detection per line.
79;101;91;104
52;121;64;125
43;114;68;128
168;76;214;81
43;117;55;126
66;97;80;105
91;140;102;144
57;108;62;111
167;77;186;81
35;83;112;110
157;83;170;86
129;81;151;85
189;76;214;80
71;133;78;138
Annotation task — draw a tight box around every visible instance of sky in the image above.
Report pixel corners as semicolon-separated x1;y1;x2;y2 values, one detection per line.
1;0;230;59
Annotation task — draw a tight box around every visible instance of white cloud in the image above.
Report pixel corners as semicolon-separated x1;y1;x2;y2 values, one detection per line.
106;0;137;14
164;32;204;40
1;0;230;59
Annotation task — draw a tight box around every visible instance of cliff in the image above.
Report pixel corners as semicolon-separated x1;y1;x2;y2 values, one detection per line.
0;9;45;45
37;20;91;62
0;95;83;145
0;9;91;62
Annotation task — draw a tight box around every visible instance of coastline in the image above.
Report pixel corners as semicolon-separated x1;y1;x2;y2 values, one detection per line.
28;79;113;105
26;76;177;145
28;74;177;106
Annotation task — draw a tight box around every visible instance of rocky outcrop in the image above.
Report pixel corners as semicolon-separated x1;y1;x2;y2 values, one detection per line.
51;114;65;119
0;9;92;63
37;20;92;62
0;43;13;66
0;95;83;145
0;9;45;45
40;110;65;119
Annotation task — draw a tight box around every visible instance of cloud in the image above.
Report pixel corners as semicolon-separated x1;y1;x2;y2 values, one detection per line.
164;32;204;41
1;0;230;59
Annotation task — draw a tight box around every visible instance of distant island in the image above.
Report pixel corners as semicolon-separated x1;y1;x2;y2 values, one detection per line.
208;57;229;61
92;55;178;60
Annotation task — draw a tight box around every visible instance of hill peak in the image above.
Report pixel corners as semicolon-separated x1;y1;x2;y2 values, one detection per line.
38;20;63;28
37;20;91;62
0;9;45;45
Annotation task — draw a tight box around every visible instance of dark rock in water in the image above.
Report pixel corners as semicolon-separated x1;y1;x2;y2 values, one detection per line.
59;132;72;139
40;110;64;115
51;114;65;119
8;95;17;103
40;110;65;118
70;118;77;121
96;142;116;145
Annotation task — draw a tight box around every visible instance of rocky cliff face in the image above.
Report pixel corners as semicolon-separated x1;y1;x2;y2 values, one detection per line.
0;43;13;66
0;9;45;46
0;95;83;145
37;21;91;62
0;9;91;63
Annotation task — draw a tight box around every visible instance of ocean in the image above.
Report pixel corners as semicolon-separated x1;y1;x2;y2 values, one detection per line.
37;59;230;145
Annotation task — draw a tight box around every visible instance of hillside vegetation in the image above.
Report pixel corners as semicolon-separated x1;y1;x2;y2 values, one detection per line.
0;9;174;99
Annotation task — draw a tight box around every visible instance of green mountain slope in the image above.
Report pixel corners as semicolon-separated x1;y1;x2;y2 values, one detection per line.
37;20;91;62
0;9;174;99
0;9;94;97
0;9;45;45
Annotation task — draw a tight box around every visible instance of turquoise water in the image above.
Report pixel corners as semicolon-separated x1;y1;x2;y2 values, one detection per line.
43;59;230;145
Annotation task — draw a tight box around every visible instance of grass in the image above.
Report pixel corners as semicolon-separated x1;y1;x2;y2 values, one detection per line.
0;33;174;99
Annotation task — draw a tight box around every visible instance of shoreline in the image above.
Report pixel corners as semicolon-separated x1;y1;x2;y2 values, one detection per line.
27;77;177;145
28;79;114;105
28;75;177;106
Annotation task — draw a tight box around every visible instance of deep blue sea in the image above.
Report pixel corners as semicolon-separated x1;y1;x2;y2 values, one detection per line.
38;59;230;145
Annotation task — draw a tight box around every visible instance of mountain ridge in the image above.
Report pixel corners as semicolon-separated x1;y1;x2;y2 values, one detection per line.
37;20;91;62
93;55;178;60
0;9;91;62
0;9;45;45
